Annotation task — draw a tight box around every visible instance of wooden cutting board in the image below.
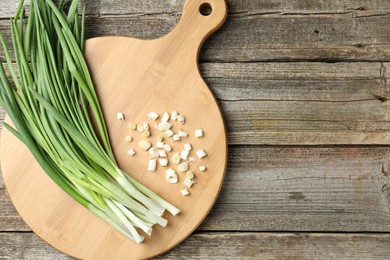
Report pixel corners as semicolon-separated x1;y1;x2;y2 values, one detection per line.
0;0;227;259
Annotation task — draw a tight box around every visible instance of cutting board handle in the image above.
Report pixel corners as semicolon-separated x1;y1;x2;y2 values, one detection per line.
163;0;227;56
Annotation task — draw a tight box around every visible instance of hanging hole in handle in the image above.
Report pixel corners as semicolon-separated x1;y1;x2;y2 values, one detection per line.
199;3;213;16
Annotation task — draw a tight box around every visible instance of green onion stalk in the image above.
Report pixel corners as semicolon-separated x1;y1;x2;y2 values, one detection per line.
0;0;179;243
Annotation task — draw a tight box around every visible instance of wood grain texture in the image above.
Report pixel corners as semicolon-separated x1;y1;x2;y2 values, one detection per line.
203;146;390;232
0;62;390;145
2;146;390;233
201;62;389;102
1;11;390;61
0;191;29;231
224;100;390;145
0;0;30;18
160;232;390;259
205;62;390;145
2;0;390;18
83;14;390;62
97;0;390;15
1;232;390;259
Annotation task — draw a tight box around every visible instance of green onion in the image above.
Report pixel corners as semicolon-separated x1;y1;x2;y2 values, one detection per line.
0;0;179;243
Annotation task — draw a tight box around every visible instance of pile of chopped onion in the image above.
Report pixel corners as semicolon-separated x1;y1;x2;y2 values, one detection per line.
120;111;208;197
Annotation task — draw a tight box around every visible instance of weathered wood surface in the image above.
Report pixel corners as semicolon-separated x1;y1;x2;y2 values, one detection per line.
3;0;390;18
84;15;390;62
2;7;390;61
1;0;390;259
2;146;390;232
96;0;390;15
1;232;390;260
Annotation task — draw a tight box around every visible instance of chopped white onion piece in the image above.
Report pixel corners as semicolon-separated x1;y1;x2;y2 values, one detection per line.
148;159;157;172
143;122;149;131
125;135;133;143
189;157;197;162
143;130;150;137
165;168;176;175
159;150;167;157
156;141;165;149
137;124;144;132
195;129;204;138
165;130;173;137
180;150;189;160
177;114;185;124
183;178;193;188
148;112;159;120
128;122;137;130
127;149;136;156
178;130;188;137
165;169;178;183
173;135;181;142
171;111;178;121
196;149;207;159
186;171;194;179
117;112;124;121
172;153;181;165
149;148;160;158
165;130;174;137
199;166;206;172
161;112;170;122
184;143;192;151
159;158;168;167
177;162;189;172
181;189;190;196
139;140;151;150
158;122;172;131
166;172;178;184
164;144;172;152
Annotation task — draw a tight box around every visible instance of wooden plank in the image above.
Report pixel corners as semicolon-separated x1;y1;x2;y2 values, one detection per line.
201;62;388;102
97;0;390;15
0;232;72;260
1;14;390;62
201;146;390;232
0;191;29;231
224;99;390;145
3;0;390;18
1;232;390;259
160;232;390;259
2;146;390;232
208;62;390;145
83;14;390;62
0;62;390;145
0;0;30;18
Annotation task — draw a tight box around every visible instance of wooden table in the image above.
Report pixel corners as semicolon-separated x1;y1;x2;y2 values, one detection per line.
1;0;390;259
